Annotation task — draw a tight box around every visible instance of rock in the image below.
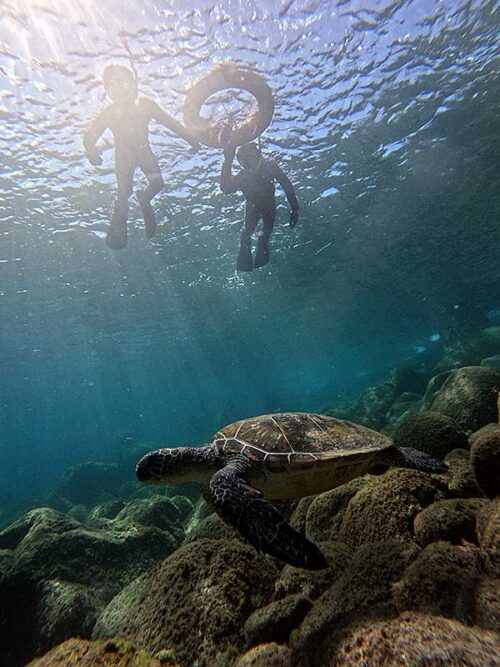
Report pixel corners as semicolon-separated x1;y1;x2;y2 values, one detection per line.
244;594;312;647
290;541;419;660
274;541;350;601
338;469;446;551
431;366;500;432
304;478;369;543
473;577;500;631
345;381;398;430
394;542;481;623
320;611;500;667
392;412;468;459
235;643;292;667
469;423;500;446
481;325;500;349
88;500;126;522
419;370;452;410
444;449;482;498
288;496;315;534
481;354;500;371
470;430;500;498
115;496;185;541
26;638;165;667
413;498;487;546
184;511;242;544
3;507;178;597
169;495;194;522
57;462;125;506
94;539;279;667
476;498;500;577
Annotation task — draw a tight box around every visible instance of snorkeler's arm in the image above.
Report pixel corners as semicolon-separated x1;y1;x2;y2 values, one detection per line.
271;162;299;212
83;108;111;163
146;99;199;149
220;146;241;194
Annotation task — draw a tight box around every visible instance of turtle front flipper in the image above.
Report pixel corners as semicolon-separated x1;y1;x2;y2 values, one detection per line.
208;463;328;570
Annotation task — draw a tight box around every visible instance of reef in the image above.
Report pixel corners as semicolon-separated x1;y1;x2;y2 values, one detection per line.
2;328;500;666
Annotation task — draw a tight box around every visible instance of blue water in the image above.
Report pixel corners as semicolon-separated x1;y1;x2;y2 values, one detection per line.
1;0;499;505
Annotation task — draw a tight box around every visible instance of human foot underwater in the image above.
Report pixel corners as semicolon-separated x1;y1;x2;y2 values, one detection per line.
83;64;198;249
136;412;447;569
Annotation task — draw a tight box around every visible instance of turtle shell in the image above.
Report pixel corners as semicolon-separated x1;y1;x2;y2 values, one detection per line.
212;412;391;499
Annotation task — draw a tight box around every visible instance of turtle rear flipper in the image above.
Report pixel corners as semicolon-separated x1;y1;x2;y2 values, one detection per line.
208;464;327;570
377;446;448;474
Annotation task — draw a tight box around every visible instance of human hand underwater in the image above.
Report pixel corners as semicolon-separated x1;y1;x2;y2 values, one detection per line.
86;149;103;167
289;209;299;228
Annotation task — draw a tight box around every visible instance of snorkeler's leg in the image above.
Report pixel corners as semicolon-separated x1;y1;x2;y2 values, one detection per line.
253;207;276;269
138;151;164;239
107;157;134;250
237;204;259;272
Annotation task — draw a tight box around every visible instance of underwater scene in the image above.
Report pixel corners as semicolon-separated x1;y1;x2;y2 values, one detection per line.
1;0;500;664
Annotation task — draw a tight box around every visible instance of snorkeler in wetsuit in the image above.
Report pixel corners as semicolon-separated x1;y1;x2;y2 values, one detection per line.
83;65;198;249
220;142;299;271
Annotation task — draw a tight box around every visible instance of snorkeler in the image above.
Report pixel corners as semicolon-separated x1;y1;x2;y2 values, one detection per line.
83;64;199;249
220;142;299;271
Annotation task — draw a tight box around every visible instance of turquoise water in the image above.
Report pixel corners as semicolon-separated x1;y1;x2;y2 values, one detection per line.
1;0;499;506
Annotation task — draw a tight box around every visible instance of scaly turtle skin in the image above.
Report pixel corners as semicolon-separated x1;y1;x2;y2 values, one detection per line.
136;412;447;569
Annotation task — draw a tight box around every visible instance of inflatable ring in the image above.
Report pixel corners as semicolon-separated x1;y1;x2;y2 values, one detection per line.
183;67;274;148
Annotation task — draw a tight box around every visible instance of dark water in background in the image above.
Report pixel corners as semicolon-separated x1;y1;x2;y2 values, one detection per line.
0;0;499;502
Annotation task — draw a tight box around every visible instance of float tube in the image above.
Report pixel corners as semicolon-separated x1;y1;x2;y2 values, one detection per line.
183;67;274;148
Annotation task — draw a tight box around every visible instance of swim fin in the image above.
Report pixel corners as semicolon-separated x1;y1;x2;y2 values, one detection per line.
106;222;127;250
253;236;270;269
138;190;157;239
237;243;253;272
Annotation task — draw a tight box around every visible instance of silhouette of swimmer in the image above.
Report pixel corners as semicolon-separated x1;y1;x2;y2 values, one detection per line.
220;142;299;271
83;64;198;249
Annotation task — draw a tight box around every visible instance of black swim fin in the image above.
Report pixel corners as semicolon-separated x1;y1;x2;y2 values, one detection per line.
237;244;253;272
253;236;270;269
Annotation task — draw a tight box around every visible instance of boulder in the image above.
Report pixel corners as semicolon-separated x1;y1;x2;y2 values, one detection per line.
444;449;482;498
470;430;500;498
481;354;500;371
184;512;241;544
235;643;292;667
94;539;279;667
26;638;165;667
394;542;481;622
392;412;468;459
244;594;312;647
338;469;446;551
431;366;500;432
476;498;500;577
320;612;500;667
413;498;487;546
473;577;500;631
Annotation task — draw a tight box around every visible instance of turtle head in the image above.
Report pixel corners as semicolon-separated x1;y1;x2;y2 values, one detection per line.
136;447;210;485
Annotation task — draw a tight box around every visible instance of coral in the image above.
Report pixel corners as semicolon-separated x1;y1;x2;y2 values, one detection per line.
470;430;500;498
321;612;500;667
413;498;486;546
431;366;500;432
392;411;468;459
244;594;312;647
94;539;279;667
338;469;446;550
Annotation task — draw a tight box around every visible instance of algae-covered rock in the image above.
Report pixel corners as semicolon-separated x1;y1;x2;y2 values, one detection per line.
89;500;127;522
274;541;350;601
3;507;178;596
392;411;468;459
444;449;482;498
183;511;242;544
290;541;419;659
481;354;500;371
476;498;500;577
320;611;500;667
114;495;185;542
244;594;311;647
470;430;500;498
338;469;446;550
473;577;500;631
304;478;368;543
431;366;500;432
413;498;486;546
394;542;481;622
27;637;165;666
235;643;292;667
94;539;279;667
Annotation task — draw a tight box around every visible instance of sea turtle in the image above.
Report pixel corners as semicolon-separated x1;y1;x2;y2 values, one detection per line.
136;412;447;569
